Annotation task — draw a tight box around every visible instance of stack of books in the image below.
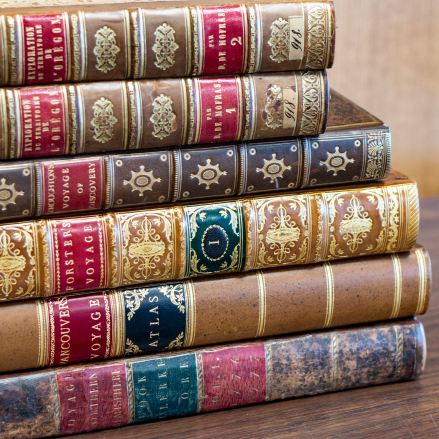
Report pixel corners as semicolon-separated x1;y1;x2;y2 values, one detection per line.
0;0;430;437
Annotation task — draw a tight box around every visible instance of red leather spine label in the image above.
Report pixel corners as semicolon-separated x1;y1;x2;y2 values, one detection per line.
195;77;243;144
17;87;69;158
40;157;105;215
200;6;247;75
47;292;113;366
48;216;108;295
201;344;266;412
57;364;129;435
21;14;69;85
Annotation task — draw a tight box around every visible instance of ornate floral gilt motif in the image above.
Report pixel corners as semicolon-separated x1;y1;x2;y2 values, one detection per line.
256;153;291;184
264;85;283;129
91;97;118;143
164;331;184;350
365;133;386;179
158;284;185;313
152;23;179;70
0;226;35;299
150;94;176;140
125;338;142;355
124;166;161;196
191;159;227;189
339;196;373;252
268;18;289;63
255;196;310;268
120;211;175;285
321;147;354;176
306;4;329;69
300;71;323;136
93;26;120;73
0;178;24;210
125;287;149;320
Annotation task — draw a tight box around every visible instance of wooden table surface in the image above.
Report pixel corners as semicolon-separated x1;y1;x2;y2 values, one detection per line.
72;197;439;439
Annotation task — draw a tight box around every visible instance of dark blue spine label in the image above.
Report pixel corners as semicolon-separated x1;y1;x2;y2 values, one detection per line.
131;353;198;422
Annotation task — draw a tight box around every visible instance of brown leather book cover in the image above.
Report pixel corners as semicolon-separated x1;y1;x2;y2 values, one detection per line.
0;318;426;438
0;170;419;303
0;1;335;86
0;246;429;374
0;70;328;159
0;90;390;223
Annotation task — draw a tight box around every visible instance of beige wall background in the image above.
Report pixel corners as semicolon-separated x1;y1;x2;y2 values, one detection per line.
329;0;439;198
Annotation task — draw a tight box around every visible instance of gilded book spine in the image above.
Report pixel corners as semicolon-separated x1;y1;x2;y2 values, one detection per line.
0;319;426;439
0;2;335;87
0;71;328;160
0;174;419;302
0;247;430;373
0;127;391;222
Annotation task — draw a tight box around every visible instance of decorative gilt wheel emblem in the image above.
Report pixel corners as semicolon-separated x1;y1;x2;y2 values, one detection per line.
0;179;24;211
256;153;292;183
124;166;162;196
191;159;227;189
320;146;355;176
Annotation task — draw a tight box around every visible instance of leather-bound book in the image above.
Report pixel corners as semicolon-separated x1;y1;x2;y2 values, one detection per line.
0;91;391;223
0;170;419;303
0;319;426;438
0;0;335;87
0;247;429;374
0;70;328;159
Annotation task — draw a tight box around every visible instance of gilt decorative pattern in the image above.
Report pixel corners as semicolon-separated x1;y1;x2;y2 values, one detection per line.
152;23;179;70
124;166;161;196
150;94;176;140
268;18;289;63
299;71;325;136
256;153;291;184
191;159;227;189
320;147;355;176
306;4;330;69
365;133;386;179
91;97;118;143
264;85;283;129
93;26;120;73
0;178;24;210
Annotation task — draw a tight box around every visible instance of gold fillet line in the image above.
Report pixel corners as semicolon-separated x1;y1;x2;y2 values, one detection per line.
126;362;135;424
248;74;257;140
184;279;196;347
14;89;22;158
17;15;23;85
415;248;427;315
254;4;263;72
197;6;205;75
79;11;87;81
180;78;188;145
184;7;192;77
265;342;273;402
389;253;402;319
0;89;8;159
35;299;49;367
60;86;70;155
0;16;8;85
240;4;248;73
121;81;129;150
131;11;140;79
62;12;71;82
123;10;131;79
77;85;85;153
394;326;404;379
235;76;244;141
323;261;334;328
331;333;339;391
196;351;205;413
110;289;125;358
140;9;147;78
255;270;267;338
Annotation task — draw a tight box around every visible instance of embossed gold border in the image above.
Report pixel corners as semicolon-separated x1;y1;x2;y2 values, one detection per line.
415;248;428;315
60;86;70;155
127;81;142;150
196;6;205;75
131;10;140;79
183;7;192;76
172;149;182;202
71;12;87;82
6;16;17;85
16;15;24;84
68;85;78;154
331;334;339;390
126;362;135;424
235;76;244;141
185;78;195;145
264;342;273;401
35;163;44;217
323;261;334;328
184;279;196;347
0;16;8;85
305;3;331;70
254;4;263;73
121;81;129;150
390;253;402;319
123;9;131;78
247;5;257;73
255;270;266;338
103;155;113;210
36;299;49;367
110;289;125;358
180;78;188;145
394;326;404;379
193;78;202;144
237;142;247;196
11;89;20;158
196;351;205;413
76;85;86;153
248;74;257;140
241;76;251;141
62;12;71;83
190;7;199;76
240;4;249;73
404;184;419;251
0;89;8;159
300;137;311;187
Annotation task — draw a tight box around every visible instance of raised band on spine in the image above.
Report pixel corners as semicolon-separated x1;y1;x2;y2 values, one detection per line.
184;280;196;347
0;89;9;159
415;248;428;315
323;261;334;328
390;253;402;319
0;16;9;85
35;299;49;367
255;270;266;338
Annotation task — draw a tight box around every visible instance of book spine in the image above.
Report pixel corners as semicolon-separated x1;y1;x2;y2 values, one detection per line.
0;127;392;222
0;247;430;373
0;2;335;87
0;71;328;160
0;178;419;302
0;319;425;438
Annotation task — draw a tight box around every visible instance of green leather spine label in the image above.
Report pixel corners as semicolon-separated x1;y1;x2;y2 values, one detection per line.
183;201;246;277
131;352;198;422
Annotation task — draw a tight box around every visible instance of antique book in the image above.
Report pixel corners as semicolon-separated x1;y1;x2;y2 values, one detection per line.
0;170;419;303
0;0;335;87
0;70;328;160
0;90;391;222
0;319;426;438
0;247;429;373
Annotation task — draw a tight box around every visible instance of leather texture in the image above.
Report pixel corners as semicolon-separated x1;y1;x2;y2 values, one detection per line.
0;90;390;223
0;1;335;86
0;319;425;438
0;246;430;374
0;171;420;302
